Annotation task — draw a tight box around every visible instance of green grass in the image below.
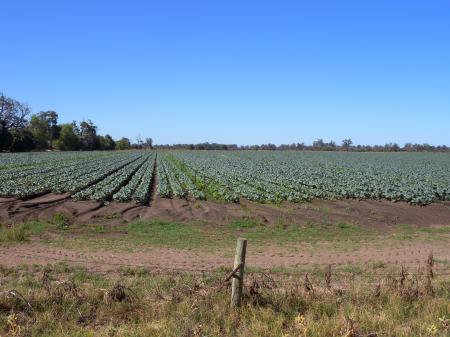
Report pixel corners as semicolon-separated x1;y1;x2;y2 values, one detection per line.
239;221;375;245
46;219;378;251
0;223;27;242
51;212;70;229
0;221;53;242
390;224;450;241
126;220;204;248
229;217;262;229
7;217;450;255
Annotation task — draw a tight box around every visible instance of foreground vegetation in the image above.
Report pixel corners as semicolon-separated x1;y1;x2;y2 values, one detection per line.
0;262;449;337
1;215;449;336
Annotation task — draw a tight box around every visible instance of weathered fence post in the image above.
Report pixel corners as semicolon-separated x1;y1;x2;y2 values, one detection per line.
231;237;247;307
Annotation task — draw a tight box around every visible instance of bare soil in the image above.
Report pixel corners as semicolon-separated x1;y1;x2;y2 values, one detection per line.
1;193;450;227
1;195;450;274
1;241;449;275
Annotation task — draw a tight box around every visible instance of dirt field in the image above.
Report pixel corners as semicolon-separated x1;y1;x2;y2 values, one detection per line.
1;195;450;275
2;193;450;227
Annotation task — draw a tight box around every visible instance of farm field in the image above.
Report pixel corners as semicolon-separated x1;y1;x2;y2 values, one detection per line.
1;150;450;205
1;151;450;336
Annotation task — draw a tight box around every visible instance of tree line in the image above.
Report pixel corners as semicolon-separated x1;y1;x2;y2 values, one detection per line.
1;93;448;152
156;139;449;152
0;93;152;152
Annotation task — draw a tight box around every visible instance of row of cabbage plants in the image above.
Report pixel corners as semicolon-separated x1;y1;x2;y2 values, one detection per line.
167;151;450;205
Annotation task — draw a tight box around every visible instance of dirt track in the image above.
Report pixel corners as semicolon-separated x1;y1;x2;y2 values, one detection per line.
1;240;449;275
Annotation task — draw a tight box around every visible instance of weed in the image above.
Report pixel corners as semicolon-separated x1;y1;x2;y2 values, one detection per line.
103;212;119;220
51;212;70;229
0;224;27;242
371;261;386;269
229;218;262;229
0;264;449;336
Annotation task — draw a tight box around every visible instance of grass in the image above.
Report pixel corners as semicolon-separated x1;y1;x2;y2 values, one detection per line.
5;216;450;254
229;217;262;229
1;215;449;336
239;221;375;245
0;264;449;337
0;223;27;242
126;220;203;248
0;221;54;243
390;224;450;242
32;219;378;252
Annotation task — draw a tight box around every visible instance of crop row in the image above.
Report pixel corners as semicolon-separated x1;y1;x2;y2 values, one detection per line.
73;154;150;201
166;151;450;205
1;151;449;205
0;152;147;200
113;153;156;203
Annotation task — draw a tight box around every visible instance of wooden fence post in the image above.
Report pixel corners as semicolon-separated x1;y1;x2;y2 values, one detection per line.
231;237;247;307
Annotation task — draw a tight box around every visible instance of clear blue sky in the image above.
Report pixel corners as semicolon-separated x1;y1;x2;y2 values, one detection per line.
2;0;449;146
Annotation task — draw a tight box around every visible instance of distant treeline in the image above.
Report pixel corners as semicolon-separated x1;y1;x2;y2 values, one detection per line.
0;93;152;152
156;140;450;152
1;93;448;152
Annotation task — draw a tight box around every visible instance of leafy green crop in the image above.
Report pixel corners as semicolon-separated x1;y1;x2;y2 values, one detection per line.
1;151;449;205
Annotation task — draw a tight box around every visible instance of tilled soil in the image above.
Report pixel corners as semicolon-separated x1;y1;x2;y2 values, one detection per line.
1;194;450;227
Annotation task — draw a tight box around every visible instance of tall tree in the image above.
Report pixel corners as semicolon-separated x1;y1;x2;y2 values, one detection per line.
54;123;80;151
9;128;34;152
136;135;143;149
98;134;116;150
342;138;353;150
145;137;153;149
29;114;50;150
0;120;12;150
29;111;59;150
313;139;325;149
0;93;31;130
116;137;131;150
79;120;99;150
42;111;59;148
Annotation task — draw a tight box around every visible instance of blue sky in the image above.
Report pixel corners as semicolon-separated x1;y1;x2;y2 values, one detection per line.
2;0;449;145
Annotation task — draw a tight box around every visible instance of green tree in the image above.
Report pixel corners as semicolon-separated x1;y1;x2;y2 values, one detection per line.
116;137;131;150
0;120;12;151
29;111;59;150
1;93;31;151
29;115;49;150
9;128;35;152
55;123;80;150
79;120;99;150
312;139;325;149
98;134;116;150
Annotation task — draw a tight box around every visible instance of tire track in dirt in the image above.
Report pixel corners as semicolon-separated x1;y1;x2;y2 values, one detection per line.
1;241;450;274
147;152;158;207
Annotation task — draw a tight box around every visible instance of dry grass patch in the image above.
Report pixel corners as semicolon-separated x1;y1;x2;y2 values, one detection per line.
0;262;449;337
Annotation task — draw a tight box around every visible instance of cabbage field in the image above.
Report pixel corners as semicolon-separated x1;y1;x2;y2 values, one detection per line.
0;150;449;205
